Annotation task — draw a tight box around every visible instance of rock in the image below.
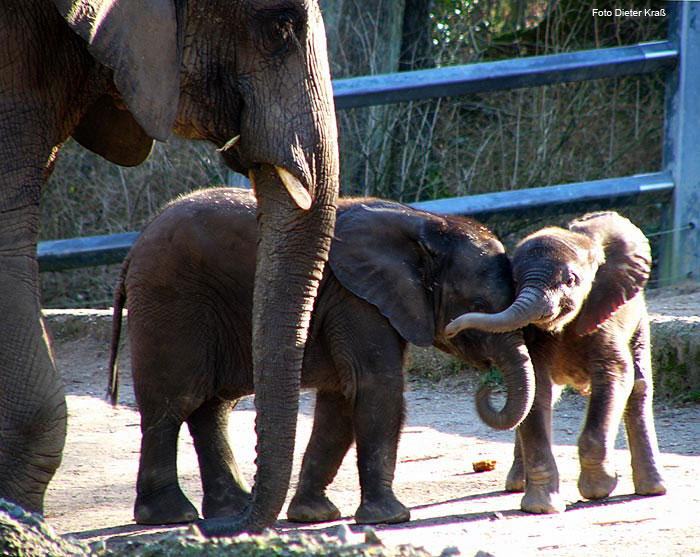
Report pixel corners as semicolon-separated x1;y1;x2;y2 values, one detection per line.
0;499;93;557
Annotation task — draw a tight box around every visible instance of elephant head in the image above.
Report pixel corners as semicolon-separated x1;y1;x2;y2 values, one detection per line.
53;1;339;207
0;0;338;529
446;211;651;338
327;202;535;431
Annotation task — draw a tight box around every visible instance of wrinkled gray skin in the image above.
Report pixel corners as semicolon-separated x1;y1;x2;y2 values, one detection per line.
108;188;535;530
0;0;339;534
446;211;667;514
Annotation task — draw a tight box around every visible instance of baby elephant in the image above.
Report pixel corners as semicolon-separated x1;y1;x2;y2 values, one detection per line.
446;211;666;514
109;187;536;526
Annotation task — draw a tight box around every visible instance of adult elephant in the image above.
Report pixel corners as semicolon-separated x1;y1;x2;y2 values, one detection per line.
0;0;340;535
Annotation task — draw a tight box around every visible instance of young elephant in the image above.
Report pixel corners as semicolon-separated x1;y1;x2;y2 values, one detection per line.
109;187;535;526
446;211;666;514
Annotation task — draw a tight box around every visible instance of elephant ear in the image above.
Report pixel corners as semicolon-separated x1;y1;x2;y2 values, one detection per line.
72;95;154;166
569;212;651;335
329;202;443;347
53;0;180;141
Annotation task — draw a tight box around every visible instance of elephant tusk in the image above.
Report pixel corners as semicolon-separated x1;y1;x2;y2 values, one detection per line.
217;135;240;152
276;166;312;211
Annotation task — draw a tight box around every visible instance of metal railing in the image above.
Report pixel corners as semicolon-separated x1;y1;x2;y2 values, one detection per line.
332;40;677;108
39;2;699;284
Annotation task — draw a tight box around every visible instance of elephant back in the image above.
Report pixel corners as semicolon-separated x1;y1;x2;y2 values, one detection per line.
127;187;258;300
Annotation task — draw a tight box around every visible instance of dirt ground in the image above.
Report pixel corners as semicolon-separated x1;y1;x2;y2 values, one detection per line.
41;289;700;557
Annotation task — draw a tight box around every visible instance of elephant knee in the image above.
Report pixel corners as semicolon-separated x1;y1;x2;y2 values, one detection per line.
630;377;651;398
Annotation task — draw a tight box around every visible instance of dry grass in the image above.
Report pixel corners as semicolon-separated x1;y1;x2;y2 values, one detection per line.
335;0;666;201
40;138;229;307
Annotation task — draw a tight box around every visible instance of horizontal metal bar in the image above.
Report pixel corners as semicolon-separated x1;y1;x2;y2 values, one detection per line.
38;172;673;272
39;43;679;272
410;171;674;218
333;41;678;110
38;232;139;273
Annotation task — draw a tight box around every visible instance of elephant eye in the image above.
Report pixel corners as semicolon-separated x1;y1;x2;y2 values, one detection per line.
257;7;303;55
563;269;579;288
471;298;490;312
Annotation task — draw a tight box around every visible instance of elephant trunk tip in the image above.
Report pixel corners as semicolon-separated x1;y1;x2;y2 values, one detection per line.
194;516;242;538
475;382;532;431
476;340;536;431
445;312;509;337
194;510;269;539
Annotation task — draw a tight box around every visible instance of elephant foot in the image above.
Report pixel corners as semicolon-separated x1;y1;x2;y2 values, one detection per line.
287;492;341;523
505;463;526;492
578;459;618;500
202;489;251;519
520;486;565;514
355;494;410;525
633;469;667;497
519;464;564;514
134;486;199;525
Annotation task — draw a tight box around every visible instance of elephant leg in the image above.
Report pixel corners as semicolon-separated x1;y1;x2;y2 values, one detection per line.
505;430;526;492
519;375;564;514
0;183;66;512
624;319;666;496
353;375;409;525
129;309;203;524
0;281;66;513
187;398;252;518
135;414;197;524
287;390;353;523
577;357;633;500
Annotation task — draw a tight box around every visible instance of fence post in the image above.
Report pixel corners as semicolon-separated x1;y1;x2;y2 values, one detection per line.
227;171;251;188
658;1;700;285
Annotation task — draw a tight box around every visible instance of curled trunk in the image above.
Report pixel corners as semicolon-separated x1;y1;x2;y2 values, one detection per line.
477;331;535;430
445;286;546;430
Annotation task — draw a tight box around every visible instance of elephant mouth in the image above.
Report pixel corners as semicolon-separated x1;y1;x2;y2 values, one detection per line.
531;313;555;327
218;138;250;177
534;302;578;332
437;333;492;371
217;135;313;211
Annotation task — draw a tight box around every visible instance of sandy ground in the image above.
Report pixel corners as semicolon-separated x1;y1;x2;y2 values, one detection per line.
36;285;700;556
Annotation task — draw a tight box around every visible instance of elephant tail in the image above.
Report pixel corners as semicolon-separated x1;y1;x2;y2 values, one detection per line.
107;257;129;406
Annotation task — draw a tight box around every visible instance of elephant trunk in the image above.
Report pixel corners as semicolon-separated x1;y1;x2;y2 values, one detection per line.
476;331;535;430
248;166;337;531
445;285;549;336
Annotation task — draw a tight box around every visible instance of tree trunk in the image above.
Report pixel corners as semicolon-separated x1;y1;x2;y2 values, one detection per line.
320;0;406;197
399;0;434;71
